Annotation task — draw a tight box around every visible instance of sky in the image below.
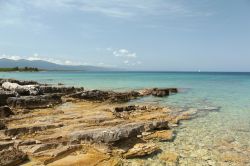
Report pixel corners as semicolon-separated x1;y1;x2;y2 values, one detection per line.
0;0;250;71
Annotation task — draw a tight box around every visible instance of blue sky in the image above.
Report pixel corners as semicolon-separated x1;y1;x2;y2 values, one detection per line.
0;0;250;71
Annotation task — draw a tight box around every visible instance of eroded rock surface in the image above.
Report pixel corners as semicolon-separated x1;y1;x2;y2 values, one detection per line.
0;90;16;106
2;82;41;96
0;106;14;118
0;147;27;166
0;78;222;165
7;94;62;109
124;143;160;158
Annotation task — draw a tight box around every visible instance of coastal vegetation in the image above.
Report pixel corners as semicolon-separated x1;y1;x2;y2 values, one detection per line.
0;67;40;72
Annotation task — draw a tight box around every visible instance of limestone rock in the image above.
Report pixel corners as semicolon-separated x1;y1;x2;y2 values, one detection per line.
70;120;168;143
0;141;14;151
151;88;178;97
143;130;175;141
0;106;14;118
4;123;64;137
124;143;160;158
39;85;80;94
7;94;62;109
2;82;41;96
70;90;140;103
0;121;6;130
0;147;27;166
114;105;137;112
48;148;110;166
159;152;179;164
0;78;38;86
0;90;16;106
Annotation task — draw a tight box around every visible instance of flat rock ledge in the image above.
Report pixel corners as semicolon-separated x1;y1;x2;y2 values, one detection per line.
0;79;221;165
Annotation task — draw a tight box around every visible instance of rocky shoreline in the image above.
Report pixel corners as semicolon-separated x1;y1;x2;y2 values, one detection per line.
0;78;217;166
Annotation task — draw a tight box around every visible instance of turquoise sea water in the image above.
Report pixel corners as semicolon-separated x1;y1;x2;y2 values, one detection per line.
1;71;250;165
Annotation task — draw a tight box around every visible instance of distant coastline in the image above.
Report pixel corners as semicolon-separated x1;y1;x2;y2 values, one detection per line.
0;67;40;72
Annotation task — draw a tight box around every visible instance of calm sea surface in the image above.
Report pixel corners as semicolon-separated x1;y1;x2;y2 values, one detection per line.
1;71;250;165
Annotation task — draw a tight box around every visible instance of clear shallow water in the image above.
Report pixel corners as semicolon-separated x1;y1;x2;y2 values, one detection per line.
1;71;250;165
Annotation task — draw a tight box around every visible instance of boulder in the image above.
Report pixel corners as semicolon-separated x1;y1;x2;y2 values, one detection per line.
0;147;27;166
2;82;41;96
7;94;62;109
70;120;168;143
124;143;160;158
0;90;16;106
0;106;14;118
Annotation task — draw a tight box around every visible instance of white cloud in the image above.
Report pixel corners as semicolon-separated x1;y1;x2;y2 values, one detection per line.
124;60;129;64
113;49;137;58
0;54;21;60
64;60;72;65
1;0;215;21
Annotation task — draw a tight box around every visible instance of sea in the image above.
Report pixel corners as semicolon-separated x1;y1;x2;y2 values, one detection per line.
1;71;250;165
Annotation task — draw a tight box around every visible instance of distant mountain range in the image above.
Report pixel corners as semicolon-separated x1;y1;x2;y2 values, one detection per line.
0;58;118;71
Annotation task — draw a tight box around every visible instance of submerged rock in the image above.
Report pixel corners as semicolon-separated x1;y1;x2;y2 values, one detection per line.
151;88;178;97
159;151;179;164
0;147;27;166
143;130;175;141
7;94;62;109
124;143;160;158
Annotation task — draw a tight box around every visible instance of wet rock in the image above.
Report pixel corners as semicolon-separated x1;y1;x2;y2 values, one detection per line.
0;90;16;106
159;152;179;164
151;88;178;97
143;130;175;141
110;91;140;103
7;94;62;109
0;147;27;166
114;105;137;112
2;82;41;96
123;143;160;158
4;123;64;137
221;151;249;164
0;106;14;118
70;120;168;143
